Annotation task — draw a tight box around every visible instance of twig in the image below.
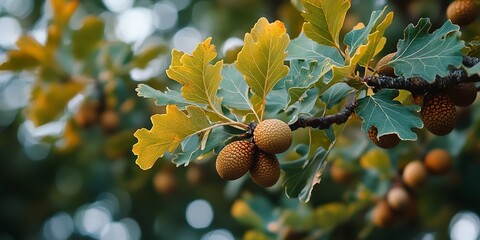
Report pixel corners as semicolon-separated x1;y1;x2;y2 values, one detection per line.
289;101;358;131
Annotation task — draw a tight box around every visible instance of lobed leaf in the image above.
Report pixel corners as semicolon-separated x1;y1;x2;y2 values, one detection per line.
218;64;253;111
388;18;464;82
133;105;212;170
135;84;194;109
344;7;389;57
301;0;350;48
320;83;354;109
357;12;394;67
282;129;334;202
286;33;343;65
166;38;223;107
235;17;290;120
355;89;423;141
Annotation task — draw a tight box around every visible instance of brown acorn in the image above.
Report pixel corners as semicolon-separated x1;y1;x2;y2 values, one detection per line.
153;171;177;195
101;109;120;134
372;200;396;228
216;141;256;180
449;82;477;107
421;93;456;136
254;119;292;154
368;126;401;149
402;160;428;189
424;148;452;175
446;0;478;26
376;52;397;77
250;151;280;188
75;100;100;128
387;187;411;211
330;162;353;184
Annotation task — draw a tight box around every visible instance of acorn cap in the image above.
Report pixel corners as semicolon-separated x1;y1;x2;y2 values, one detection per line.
216;141;256;180
250;151;280;187
254;119;292;154
421;93;456;136
368;126;401;149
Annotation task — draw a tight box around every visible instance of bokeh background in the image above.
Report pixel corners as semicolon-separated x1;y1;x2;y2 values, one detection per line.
0;0;479;239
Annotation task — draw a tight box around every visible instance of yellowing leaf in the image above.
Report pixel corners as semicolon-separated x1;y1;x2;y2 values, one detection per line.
166;38;223;108
51;0;78;23
0;50;40;71
132;105;212;170
360;149;392;178
302;0;350;48
330;43;368;83
27;81;85;126
358;12;394;67
235;17;289;120
16;36;46;62
72;16;105;60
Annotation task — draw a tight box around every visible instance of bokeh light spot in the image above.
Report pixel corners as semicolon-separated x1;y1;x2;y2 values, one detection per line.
102;0;133;13
115;8;154;43
153;2;178;31
172;27;203;53
186;199;213;229
43;212;74;240
0;16;22;48
450;211;480;240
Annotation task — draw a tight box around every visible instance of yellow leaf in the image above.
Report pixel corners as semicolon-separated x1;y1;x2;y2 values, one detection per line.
16;36;46;62
132;105;212;170
360;149;391;178
315;203;350;228
51;0;78;22
235;17;289;120
358;12;394;67
302;0;350;48
231;200;264;230
166;38;223;108
27;81;86;126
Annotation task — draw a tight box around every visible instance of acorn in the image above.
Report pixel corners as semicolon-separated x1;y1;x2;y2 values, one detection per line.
387;187;411;211
372;200;396;228
250;151;280;187
449;82;477;107
75;100;100;128
153;171;176;195
101;109;120;134
330;162;353;184
216;141;256;180
446;0;478;26
424;148;452;175
376;52;397;77
402;160;428;189
254;119;292;154
368;126;401;148
421;92;456;136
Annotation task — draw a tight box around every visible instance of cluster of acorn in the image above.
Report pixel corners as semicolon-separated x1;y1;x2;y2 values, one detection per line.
447;0;478;26
75;99;120;134
370;54;478;149
215;119;292;187
372;148;453;227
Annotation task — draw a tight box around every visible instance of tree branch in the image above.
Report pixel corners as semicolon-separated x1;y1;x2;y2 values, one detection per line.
364;56;479;95
289;101;358;131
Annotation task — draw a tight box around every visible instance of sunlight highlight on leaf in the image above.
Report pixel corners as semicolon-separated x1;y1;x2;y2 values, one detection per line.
235;17;290;120
133;105;212;170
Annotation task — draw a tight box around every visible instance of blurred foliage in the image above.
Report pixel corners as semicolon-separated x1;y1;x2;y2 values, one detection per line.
0;0;479;240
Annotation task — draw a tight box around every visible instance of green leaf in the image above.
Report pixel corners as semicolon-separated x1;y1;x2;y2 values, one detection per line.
286;33;343;65
388;19;464;81
344;7;389;57
357;12;394;67
132;45;168;69
301;0;350;48
72;16;105;60
355;89;423;141
282;60;330;106
166;37;223;107
132;105;212;170
218;64;253;111
0;50;40;71
284;88;319;124
235;17;290;120
172;127;233;166
282;129;334;202
320;82;354;109
135;84;195;109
